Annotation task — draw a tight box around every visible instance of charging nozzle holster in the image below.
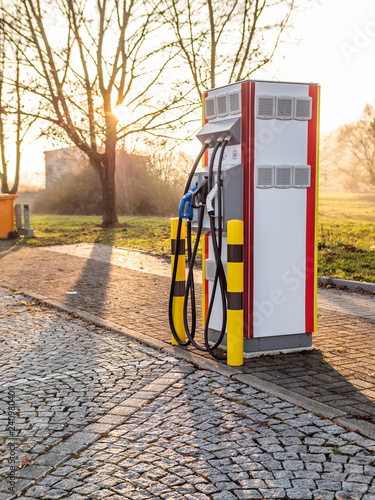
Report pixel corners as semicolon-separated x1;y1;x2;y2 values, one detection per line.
179;185;198;220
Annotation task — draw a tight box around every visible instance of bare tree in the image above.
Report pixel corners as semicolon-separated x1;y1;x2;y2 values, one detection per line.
336;104;375;190
164;0;296;99
319;132;338;187
2;0;193;225
0;2;36;194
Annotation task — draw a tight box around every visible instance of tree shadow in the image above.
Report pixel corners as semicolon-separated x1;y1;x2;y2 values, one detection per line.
64;234;116;317
318;289;375;322
180;297;375;426
0;241;23;260
239;345;375;425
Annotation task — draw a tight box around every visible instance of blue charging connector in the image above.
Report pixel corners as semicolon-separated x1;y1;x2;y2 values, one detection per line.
179;185;198;220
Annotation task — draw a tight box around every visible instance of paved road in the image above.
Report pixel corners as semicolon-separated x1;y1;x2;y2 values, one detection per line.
0;243;374;425
1;290;375;500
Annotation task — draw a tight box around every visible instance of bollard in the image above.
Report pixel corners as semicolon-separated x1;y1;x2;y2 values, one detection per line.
14;204;22;231
14;203;34;238
24;205;30;230
201;235;207;326
171;218;186;345
227;219;244;366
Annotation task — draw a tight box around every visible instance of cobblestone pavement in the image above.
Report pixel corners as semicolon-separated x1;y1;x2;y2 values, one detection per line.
0;243;374;426
1;290;375;500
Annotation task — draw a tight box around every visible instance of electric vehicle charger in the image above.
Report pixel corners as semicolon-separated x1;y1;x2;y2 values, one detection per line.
169;136;231;360
171;78;320;359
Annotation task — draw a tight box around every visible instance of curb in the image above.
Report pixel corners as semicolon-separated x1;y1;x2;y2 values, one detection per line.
2;281;375;442
318;276;375;293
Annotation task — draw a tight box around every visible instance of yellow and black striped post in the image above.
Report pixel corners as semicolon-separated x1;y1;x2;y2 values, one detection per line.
171;218;186;345
227;220;244;366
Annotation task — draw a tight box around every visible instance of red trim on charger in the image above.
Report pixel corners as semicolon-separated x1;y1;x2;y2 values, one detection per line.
203;92;209;322
248;82;255;339
241;81;252;339
204;92;209;167
306;85;318;333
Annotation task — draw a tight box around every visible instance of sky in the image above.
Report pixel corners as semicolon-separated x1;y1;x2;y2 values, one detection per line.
262;0;375;133
15;0;375;187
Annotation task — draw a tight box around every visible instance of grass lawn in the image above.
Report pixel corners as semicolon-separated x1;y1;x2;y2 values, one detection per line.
17;190;375;283
318;191;375;283
18;215;172;255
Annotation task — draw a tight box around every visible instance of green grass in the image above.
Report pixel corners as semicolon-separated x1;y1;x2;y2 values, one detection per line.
16;190;375;283
318;191;375;283
18;215;172;255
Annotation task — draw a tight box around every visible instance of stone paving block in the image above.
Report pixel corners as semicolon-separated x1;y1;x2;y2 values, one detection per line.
292;479;317;489
339;445;364;456
342;481;369;493
83;423;115;434
16;465;48;480
300;453;326;463
315;480;343;491
238;479;267;489
0;478;32;495
117;397;148;408
2;287;375;500
195;482;218;494
96;415;127;425
108;405;138;416
131;390;161;399
234;490;263;499
313;491;335;500
22;484;51;497
52;478;82;491
212;491;237;499
266;478;292;488
286;488;313;499
283;460;305;471
186;494;214;500
54;432;100;453
0;493;15;500
260;489;287;499
336;492;364;500
41;488;70;499
346;473;372;484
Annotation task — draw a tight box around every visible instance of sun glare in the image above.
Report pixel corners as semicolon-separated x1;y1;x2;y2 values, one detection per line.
113;101;132;124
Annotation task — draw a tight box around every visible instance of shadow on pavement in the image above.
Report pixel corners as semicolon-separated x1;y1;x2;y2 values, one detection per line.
64;235;114;317
0;241;23;260
318;289;375;323
1;239;375;429
239;345;375;425
168;301;375;425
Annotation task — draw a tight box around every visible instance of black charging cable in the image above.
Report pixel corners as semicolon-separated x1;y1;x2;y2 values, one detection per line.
169;141;210;346
204;138;230;360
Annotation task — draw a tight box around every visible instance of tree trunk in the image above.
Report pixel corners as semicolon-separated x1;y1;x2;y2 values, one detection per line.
10;45;21;196
91;149;119;227
0;173;10;193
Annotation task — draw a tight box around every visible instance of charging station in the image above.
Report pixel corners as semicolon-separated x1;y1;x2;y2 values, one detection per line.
169;79;320;361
